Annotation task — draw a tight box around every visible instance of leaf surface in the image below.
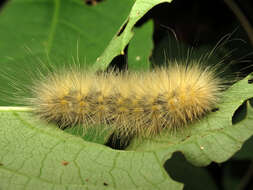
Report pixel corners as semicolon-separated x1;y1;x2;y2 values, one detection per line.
0;110;182;190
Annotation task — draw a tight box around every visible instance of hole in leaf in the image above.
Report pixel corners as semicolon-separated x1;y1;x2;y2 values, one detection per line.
248;78;253;84
107;45;128;71
232;101;247;124
105;133;131;150
84;0;104;6
117;19;129;36
211;108;219;112
250;98;253;107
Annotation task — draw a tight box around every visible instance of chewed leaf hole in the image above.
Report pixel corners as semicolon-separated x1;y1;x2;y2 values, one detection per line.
211;108;219;112
248;78;253;84
107;45;128;71
117;19;129;36
105;133;131;150
232;101;247;124
84;0;104;6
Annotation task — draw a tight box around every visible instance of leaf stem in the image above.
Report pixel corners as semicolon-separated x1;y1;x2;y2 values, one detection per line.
223;0;253;46
0;106;33;112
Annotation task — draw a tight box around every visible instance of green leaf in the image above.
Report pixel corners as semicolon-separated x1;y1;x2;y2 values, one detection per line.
128;20;154;71
64;124;114;145
1;76;253;189
1;0;253;189
0;0;135;105
0;110;182;190
93;0;173;70
0;0;134;64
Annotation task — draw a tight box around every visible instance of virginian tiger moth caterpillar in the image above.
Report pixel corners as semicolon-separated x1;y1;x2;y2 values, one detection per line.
26;60;223;138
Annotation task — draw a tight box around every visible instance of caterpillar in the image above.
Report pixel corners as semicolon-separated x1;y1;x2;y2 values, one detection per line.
26;61;224;138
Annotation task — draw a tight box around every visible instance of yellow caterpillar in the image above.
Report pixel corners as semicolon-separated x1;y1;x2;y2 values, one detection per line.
28;61;223;138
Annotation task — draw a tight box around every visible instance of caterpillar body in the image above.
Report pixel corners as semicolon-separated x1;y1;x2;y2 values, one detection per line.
28;62;223;138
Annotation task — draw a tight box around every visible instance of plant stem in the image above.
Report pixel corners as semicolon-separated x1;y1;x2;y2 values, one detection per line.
224;0;253;46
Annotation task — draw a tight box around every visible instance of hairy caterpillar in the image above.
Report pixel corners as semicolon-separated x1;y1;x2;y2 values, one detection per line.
25;61;223;138
2;34;245;141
